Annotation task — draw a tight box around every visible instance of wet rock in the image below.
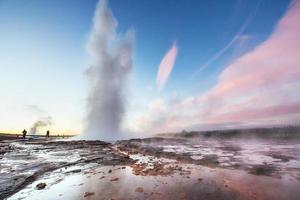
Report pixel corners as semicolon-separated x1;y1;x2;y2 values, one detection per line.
131;162;174;176
0;139;135;200
267;152;294;162
135;187;144;193
36;182;46;190
219;145;242;152
108;169;112;173
249;164;277;176
65;169;81;174
123;155;130;159
198;155;220;167
84;192;95;197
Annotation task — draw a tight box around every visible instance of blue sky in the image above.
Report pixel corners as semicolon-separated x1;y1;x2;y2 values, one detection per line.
0;0;296;135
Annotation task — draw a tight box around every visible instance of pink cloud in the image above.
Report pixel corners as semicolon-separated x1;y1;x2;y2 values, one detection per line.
212;102;300;123
131;1;300;134
156;42;178;91
210;1;300;99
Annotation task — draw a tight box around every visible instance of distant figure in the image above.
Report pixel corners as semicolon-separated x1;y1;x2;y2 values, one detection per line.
46;130;50;138
22;129;27;139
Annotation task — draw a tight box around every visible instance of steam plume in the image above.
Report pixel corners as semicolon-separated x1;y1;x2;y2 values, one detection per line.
83;0;134;140
30;116;53;135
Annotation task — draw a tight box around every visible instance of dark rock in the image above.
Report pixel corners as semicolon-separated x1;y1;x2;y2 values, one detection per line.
36;182;46;190
110;177;119;181
135;187;144;192
65;169;81;174
249;164;277;176
84;192;95;197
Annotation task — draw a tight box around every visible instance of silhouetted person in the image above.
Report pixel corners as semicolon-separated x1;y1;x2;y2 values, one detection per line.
46;130;50;138
22;129;27;139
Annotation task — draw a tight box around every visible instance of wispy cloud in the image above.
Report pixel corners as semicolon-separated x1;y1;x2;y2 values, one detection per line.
132;0;300;134
193;0;261;76
156;42;178;91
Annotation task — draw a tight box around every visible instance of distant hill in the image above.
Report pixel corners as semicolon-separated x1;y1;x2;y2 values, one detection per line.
157;126;300;140
0;133;74;141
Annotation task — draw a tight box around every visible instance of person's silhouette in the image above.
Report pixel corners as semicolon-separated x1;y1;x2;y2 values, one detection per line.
46;130;50;138
22;129;27;139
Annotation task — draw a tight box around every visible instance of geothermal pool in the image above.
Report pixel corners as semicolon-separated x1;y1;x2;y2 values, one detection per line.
117;137;300;178
1;136;300;200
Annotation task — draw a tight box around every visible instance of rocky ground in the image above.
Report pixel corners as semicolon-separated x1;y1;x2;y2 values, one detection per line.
116;137;300;178
0;139;131;199
1;136;300;200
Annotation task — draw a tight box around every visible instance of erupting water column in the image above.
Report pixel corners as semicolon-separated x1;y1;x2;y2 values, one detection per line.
83;0;134;140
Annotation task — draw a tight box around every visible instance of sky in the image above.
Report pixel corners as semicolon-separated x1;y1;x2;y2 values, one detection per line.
0;0;299;136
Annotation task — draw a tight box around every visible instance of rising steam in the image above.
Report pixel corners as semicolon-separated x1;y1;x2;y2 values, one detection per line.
30;116;53;135
83;0;134;140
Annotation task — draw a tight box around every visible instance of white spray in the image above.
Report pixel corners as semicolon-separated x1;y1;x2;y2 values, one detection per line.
83;0;134;140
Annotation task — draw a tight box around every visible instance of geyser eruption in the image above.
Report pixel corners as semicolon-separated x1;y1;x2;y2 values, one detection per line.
84;0;134;140
30;116;53;135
